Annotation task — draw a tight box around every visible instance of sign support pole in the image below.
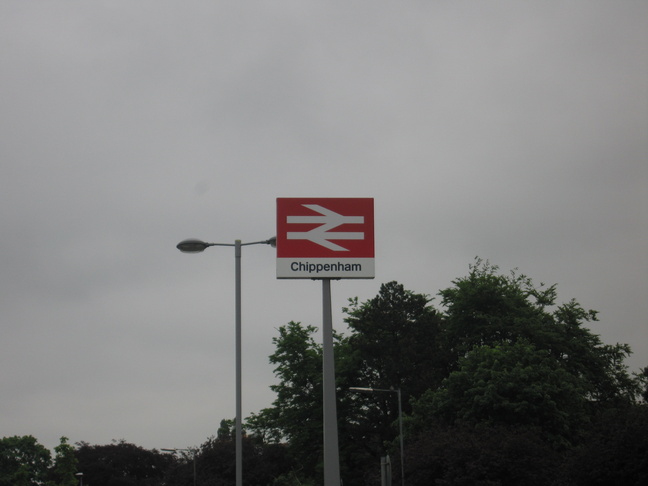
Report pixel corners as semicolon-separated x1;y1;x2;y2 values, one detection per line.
322;278;341;485
235;240;243;486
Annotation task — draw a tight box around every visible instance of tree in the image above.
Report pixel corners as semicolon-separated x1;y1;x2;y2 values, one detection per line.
249;321;327;480
160;448;197;486
0;435;51;486
406;259;644;482
48;437;78;486
254;283;444;485
343;282;445;481
185;433;293;486
437;259;638;407
563;404;648;485
75;440;170;486
248;320;377;484
255;260;644;484
438;259;550;356
405;422;561;486
412;341;588;446
637;366;648;403
344;281;446;402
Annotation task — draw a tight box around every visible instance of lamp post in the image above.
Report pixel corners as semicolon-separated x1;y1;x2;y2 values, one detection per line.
162;448;196;486
350;386;405;486
75;472;83;486
176;236;276;486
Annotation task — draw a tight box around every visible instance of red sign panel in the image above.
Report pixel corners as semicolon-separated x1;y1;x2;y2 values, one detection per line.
276;198;374;279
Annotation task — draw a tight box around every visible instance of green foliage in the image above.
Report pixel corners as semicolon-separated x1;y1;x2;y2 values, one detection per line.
190;434;293;486
413;341;588;446
637;366;648;403
217;418;236;440
259;261;644;484
343;281;444;480
0;435;51;486
563;405;648;485
406;423;561;486
438;259;553;360
251;321;327;479
550;300;637;405
437;258;638;406
345;281;446;400
272;470;316;486
75;440;170;486
253;284;444;484
48;437;78;486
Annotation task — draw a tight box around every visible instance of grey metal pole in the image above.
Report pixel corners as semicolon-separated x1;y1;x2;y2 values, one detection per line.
177;236;275;486
322;278;341;485
397;389;404;486
235;240;242;486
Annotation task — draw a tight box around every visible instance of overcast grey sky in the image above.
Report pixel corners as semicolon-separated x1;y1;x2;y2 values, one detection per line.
1;1;646;452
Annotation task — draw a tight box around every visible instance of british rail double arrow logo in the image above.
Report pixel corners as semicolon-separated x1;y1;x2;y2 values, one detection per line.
286;204;365;251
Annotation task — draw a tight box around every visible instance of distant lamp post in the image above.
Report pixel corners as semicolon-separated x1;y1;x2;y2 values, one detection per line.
75;472;83;486
350;386;405;486
162;448;196;486
176;236;276;486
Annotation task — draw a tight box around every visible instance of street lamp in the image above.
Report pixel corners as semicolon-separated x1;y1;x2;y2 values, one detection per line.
350;386;405;486
75;472;83;486
176;236;275;486
162;448;196;486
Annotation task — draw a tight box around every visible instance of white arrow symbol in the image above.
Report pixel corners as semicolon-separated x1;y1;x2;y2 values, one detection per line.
287;204;364;251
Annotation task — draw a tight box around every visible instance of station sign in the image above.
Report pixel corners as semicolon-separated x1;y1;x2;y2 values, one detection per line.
276;198;375;279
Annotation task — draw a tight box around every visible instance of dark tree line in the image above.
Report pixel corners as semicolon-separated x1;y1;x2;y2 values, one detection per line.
249;259;647;485
3;259;647;485
1;433;291;486
0;436;78;486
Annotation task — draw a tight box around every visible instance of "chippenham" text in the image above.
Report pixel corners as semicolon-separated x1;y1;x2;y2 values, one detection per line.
290;261;362;274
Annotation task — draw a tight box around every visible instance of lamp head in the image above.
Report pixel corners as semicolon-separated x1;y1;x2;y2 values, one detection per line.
176;239;210;253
